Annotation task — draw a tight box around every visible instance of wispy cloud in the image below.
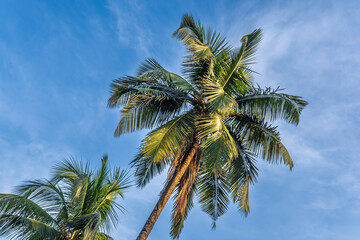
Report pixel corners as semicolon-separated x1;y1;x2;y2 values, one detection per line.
107;0;153;56
0;137;72;193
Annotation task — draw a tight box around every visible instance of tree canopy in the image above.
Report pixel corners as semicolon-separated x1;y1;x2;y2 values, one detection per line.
0;155;130;240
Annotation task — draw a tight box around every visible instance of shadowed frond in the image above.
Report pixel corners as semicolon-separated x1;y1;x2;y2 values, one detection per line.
227;114;293;169
197;167;230;228
237;87;308;124
109;75;191;136
108;76;158;108
226;131;258;216
0;194;59;240
15;179;67;219
131;153;168;188
137;58;197;94
0;215;59;240
0;195;55;224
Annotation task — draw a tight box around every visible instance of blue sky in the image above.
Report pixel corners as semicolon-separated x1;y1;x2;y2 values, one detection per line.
0;0;359;239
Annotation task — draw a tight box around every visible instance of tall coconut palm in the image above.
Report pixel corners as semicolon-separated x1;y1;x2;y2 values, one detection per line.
108;14;307;239
0;155;130;240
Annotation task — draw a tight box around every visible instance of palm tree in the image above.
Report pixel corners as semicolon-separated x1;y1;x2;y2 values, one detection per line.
108;14;308;239
0;155;130;240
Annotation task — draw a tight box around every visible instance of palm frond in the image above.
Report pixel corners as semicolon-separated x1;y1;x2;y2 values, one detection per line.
0;215;59;240
0;194;55;224
68;212;101;240
170;151;200;238
95;232;114;240
131;111;195;188
17;180;69;219
237;87;308;124
108;76;157;108
197;114;238;172
137;58;198;94
52;157;90;184
131;153;168;188
114;91;188;136
110;76;191;136
226;131;258;216
140;111;195;164
197;167;230;228
173;14;230;89
173;14;229;60
202;78;237;113
237;28;262;66
172;14;215;63
226;114;293;169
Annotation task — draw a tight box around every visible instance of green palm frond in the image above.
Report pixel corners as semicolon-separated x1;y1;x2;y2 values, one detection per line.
137;58;198;94
15;179;68;220
0;215;59;240
52;157;90;184
107;167;131;199
69;173;90;217
220;29;261;86
0;195;55;224
110;76;191;136
173;14;230;89
237;87;308;124
95;232;114;240
140;111;195;164
173;14;215;63
202;78;237;113
173;14;229;60
227;114;293;169
197;167;230;229
108;76;157;107
237;28;262;66
226;133;258;216
131;111;195;187
197;114;238;172
131;153;168;188
0;194;58;240
0;157;129;240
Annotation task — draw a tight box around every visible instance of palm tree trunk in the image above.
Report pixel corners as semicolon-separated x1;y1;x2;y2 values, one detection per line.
136;143;199;240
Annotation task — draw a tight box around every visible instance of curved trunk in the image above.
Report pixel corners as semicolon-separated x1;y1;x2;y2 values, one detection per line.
136;143;199;240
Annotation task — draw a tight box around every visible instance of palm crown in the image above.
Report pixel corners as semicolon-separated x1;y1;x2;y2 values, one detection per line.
0;156;129;240
108;14;307;239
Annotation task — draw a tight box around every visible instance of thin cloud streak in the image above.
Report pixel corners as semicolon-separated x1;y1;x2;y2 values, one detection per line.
107;0;153;56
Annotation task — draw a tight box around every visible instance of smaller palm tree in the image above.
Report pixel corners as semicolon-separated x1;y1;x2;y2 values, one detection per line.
0;155;130;240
